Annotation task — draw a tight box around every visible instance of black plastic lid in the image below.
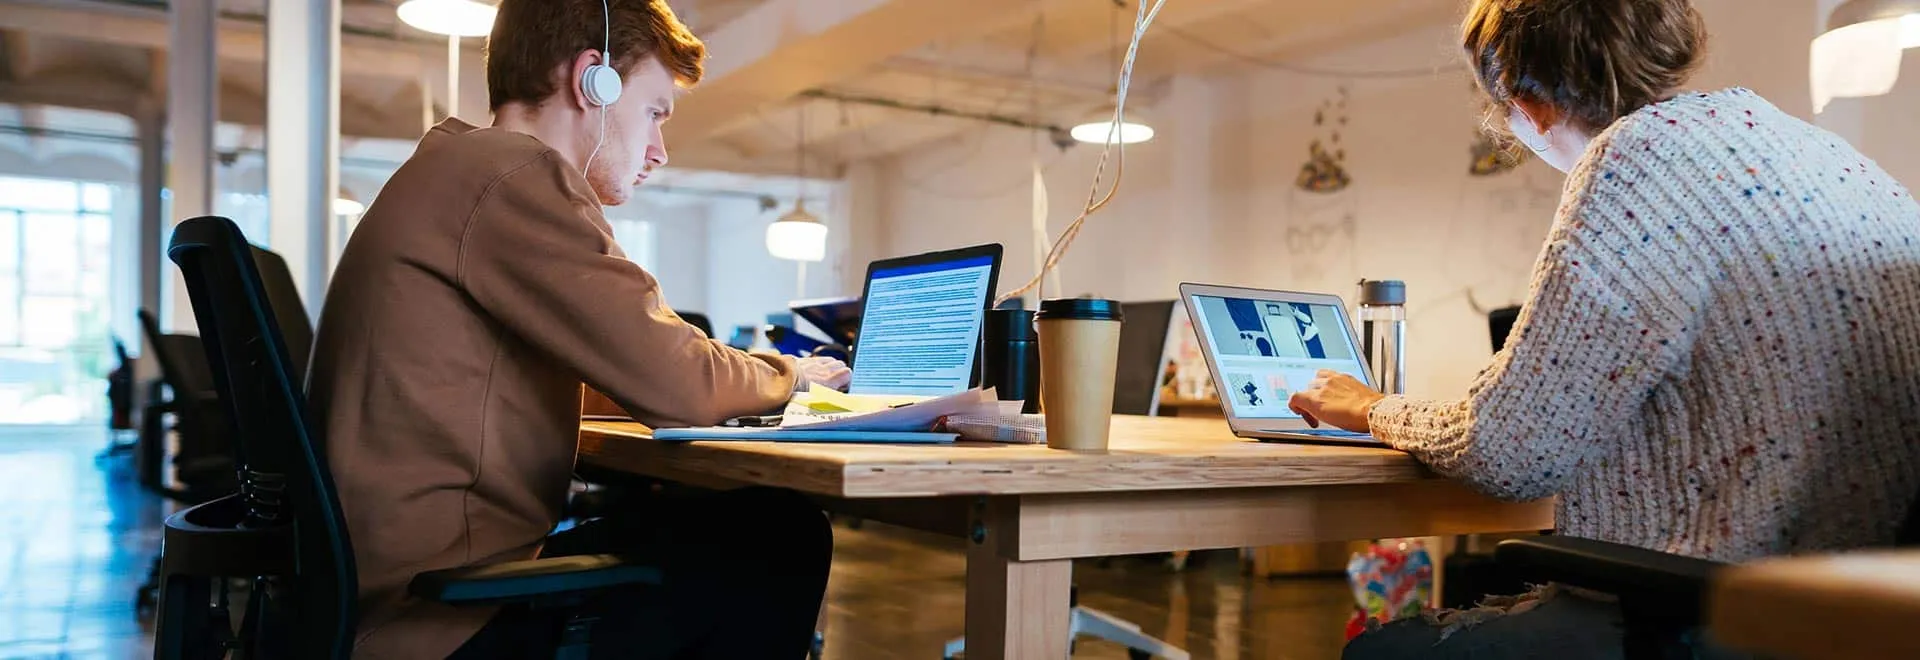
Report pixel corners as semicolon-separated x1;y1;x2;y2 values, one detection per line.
1359;280;1406;306
1037;298;1125;322
985;308;1037;341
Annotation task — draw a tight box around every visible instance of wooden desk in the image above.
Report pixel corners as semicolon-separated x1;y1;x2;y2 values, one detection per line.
579;415;1553;659
1709;550;1920;660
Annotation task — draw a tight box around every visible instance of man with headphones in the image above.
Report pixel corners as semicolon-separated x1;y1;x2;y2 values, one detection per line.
306;0;847;657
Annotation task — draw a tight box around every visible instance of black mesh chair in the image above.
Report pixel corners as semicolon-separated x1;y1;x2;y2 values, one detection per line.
135;308;237;502
154;216;663;659
1496;484;1920;658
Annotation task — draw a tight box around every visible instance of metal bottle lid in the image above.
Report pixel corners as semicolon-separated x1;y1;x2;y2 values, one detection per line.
1359;279;1406;306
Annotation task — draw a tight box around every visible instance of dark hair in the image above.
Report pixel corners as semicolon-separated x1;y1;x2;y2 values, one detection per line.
1464;0;1707;135
486;0;706;111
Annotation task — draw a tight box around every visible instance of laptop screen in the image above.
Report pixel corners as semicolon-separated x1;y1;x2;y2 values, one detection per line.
849;253;997;396
1188;294;1371;420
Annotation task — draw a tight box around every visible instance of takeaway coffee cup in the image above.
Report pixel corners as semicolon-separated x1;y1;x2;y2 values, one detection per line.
1036;298;1125;451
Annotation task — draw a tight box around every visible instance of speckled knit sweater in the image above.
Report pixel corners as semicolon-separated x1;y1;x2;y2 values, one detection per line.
1370;88;1920;562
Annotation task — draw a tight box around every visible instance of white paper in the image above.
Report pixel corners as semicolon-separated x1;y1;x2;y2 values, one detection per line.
781;388;999;432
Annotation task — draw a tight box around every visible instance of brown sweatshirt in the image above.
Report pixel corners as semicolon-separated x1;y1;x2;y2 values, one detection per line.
307;118;796;658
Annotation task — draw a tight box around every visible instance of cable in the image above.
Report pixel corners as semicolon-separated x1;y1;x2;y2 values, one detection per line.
583;0;613;183
1161;23;1465;80
996;0;1167;306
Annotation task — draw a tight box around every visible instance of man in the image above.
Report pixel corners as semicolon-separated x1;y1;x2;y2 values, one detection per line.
306;0;849;657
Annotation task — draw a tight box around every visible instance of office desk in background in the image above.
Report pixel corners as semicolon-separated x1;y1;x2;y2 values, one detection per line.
578;415;1554;660
1709;550;1920;660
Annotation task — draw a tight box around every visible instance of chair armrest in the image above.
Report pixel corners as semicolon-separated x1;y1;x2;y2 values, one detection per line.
409;554;662;607
1496;536;1726;619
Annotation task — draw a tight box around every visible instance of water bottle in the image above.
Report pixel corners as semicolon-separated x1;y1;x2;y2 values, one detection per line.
1357;280;1406;395
982;308;1041;413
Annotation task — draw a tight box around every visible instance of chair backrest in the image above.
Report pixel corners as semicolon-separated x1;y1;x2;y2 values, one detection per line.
167;216;355;653
676;310;715;339
1113;300;1177;416
138;309;219;398
250;246;314;383
1489;305;1522;353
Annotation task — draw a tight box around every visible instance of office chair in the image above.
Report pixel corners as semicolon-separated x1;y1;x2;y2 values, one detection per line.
1495;483;1920;659
154;216;664;659
676;310;715;339
134;309;237;503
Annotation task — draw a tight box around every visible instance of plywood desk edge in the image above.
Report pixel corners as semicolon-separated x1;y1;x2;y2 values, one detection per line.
577;418;1439;499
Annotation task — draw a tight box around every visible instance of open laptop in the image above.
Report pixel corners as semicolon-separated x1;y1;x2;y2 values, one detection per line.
847;244;1003;397
1178;283;1382;446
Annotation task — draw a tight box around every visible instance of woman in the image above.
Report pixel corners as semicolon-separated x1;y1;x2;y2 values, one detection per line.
1290;0;1920;657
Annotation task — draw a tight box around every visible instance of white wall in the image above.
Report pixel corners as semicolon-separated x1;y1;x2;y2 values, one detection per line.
853;0;1920;398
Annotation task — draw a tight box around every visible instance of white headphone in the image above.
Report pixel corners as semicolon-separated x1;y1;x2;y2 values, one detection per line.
581;0;618;181
581;0;620;106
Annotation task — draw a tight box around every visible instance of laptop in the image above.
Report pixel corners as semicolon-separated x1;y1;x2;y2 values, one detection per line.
847;244;1004;397
1177;283;1382;446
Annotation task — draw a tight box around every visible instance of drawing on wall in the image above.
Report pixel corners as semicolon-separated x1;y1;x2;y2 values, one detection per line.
1296;86;1353;193
1280;188;1359;287
1469;131;1527;176
1467;81;1529;176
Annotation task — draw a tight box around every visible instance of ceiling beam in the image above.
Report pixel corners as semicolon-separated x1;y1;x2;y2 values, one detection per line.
0;32;30;82
879;0;1285;94
0;77;145;116
1135;0;1460;80
666;0;1080;144
0;0;446;80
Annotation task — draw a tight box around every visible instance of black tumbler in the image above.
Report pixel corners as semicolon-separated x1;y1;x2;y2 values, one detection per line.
982;308;1041;413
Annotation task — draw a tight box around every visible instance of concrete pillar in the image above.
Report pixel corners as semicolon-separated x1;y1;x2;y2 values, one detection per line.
836;161;889;299
136;99;165;335
166;0;217;332
267;0;342;316
1159;74;1217;299
134;98;166;396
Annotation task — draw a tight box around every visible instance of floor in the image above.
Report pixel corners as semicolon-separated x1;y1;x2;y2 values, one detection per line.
0;426;1354;660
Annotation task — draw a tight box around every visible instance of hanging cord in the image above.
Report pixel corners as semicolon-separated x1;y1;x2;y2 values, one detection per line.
1160;23;1465;79
996;0;1167;306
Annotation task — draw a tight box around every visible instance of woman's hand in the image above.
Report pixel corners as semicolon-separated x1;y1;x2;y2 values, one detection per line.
794;356;851;392
1287;369;1386;432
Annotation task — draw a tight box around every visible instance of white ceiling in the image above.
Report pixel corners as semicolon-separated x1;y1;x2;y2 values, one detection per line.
0;0;1460;177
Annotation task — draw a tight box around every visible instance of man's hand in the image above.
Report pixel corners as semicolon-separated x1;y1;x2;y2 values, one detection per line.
794;356;851;392
1287;369;1386;432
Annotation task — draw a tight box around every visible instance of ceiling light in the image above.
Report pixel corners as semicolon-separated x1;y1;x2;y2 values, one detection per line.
333;197;366;216
397;0;496;38
1069;104;1155;144
766;200;827;262
1812;0;1920;113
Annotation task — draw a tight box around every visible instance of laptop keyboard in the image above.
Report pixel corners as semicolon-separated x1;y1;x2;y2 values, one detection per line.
1289;429;1375;439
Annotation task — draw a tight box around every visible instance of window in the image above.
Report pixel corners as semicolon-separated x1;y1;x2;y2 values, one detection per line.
0;177;120;424
606;217;656;270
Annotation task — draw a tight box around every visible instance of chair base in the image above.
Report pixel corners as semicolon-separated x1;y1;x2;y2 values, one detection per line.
942;606;1189;659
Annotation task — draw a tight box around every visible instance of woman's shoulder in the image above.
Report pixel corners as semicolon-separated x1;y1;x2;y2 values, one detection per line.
1587;88;1787;156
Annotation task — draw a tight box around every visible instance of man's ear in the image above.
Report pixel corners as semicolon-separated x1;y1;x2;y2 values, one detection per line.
565;49;604;111
1511;96;1560;136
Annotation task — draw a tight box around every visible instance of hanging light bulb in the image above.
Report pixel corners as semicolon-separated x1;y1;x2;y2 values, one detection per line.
396;0;497;37
1812;0;1920;113
1069;105;1155;144
766;200;827;262
768;104;829;264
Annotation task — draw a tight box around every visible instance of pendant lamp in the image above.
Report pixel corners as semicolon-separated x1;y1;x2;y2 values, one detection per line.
1812;0;1920;113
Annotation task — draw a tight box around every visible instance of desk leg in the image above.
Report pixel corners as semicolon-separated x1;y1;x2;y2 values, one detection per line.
965;541;1071;660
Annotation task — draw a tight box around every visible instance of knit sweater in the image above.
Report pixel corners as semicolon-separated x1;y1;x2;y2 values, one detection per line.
1370;88;1920;562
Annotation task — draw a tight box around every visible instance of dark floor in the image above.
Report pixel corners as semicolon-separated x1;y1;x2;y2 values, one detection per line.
0;426;1353;660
